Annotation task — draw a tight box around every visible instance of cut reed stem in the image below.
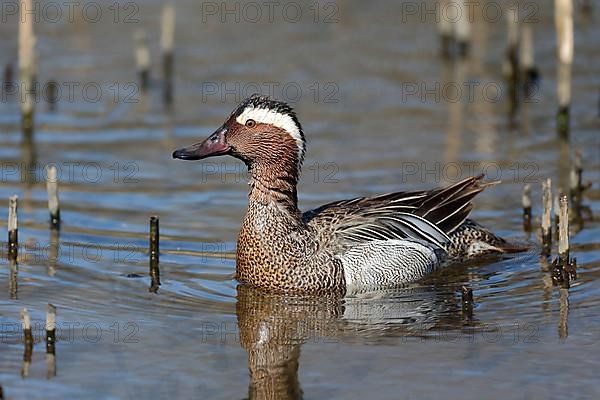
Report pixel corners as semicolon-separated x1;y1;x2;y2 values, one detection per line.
558;287;569;340
461;286;474;320
48;227;59;276
9;259;18;299
8;195;18;261
461;286;473;304
134;29;151;91
46;304;57;378
149;216;161;292
20;308;33;378
555;0;574;139
46;165;61;229
4;63;13;92
520;23;539;95
46;304;56;351
19;0;36;139
569;151;583;202
438;0;453;58
551;195;577;287
522;184;532;231
554;192;561;237
46;80;59;112
558;195;569;264
580;0;592;14
455;0;470;58
20;308;32;343
505;7;520;119
161;3;175;105
541;179;552;256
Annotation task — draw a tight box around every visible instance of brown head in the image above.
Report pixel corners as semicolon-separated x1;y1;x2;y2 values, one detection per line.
173;94;306;181
173;95;306;209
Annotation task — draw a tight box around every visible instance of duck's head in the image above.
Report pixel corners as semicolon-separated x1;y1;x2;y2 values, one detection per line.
173;94;305;177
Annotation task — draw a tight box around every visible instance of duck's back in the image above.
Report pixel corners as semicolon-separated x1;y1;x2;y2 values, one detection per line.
303;176;521;287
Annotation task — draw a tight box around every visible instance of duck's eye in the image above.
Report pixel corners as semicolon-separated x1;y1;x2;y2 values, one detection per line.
245;119;257;128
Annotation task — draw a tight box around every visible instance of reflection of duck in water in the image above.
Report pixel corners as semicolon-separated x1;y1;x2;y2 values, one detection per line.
236;284;466;400
174;95;524;294
236;285;341;400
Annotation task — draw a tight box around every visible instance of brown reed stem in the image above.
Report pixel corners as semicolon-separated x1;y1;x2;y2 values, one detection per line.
20;308;33;378
505;7;520;119
3;63;13;93
46;304;57;378
149;216;161;292
46;304;56;352
569;151;583;202
554;192;561;238
520;23;539;97
8;195;18;261
161;4;175;106
46;80;59;112
551;195;577;287
19;0;36;140
541;179;552;256
558;195;570;264
9;259;18;299
558;287;569;340
461;286;474;321
555;0;574;139
438;0;453;59
522;184;532;231
134;30;151;92
455;0;470;58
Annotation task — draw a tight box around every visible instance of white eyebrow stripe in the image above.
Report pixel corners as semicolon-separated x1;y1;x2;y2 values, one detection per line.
236;107;304;158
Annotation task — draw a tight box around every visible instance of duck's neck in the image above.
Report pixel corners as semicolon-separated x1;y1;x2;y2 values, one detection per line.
247;162;300;216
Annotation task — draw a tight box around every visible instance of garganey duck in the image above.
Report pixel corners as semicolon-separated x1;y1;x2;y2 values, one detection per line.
173;94;523;294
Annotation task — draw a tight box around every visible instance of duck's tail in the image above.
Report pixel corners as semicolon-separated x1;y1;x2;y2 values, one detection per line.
414;174;499;235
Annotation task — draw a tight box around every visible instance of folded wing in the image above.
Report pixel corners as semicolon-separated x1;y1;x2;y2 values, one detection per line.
303;175;495;254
